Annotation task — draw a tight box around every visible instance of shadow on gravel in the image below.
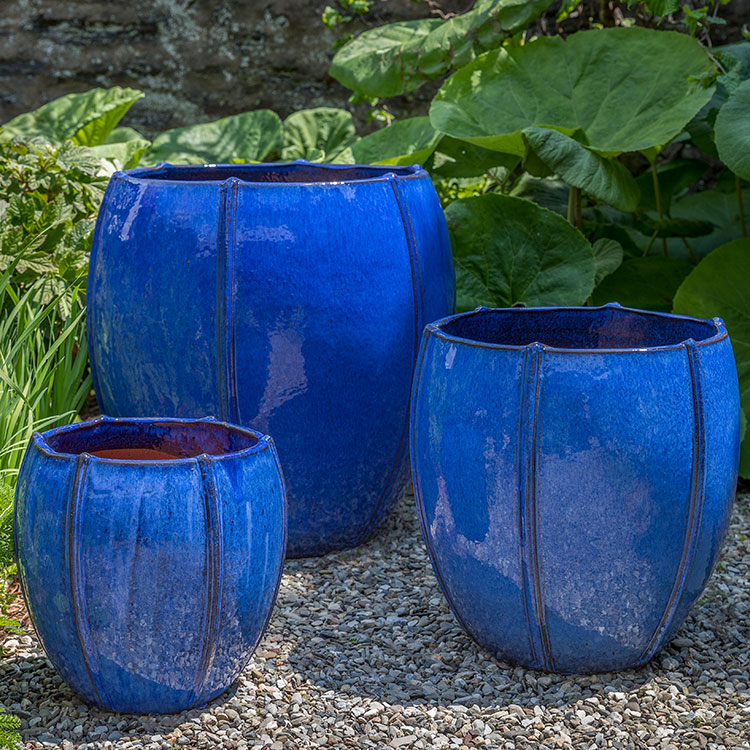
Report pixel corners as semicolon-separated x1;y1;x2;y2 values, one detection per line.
0;653;243;741
281;493;745;710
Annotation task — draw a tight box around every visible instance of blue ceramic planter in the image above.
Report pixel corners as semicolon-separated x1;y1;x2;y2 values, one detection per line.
14;416;286;713
88;162;455;557
410;304;740;674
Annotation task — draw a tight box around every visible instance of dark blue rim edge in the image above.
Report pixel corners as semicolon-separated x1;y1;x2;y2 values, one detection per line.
117;160;427;186
426;303;728;354
31;416;272;464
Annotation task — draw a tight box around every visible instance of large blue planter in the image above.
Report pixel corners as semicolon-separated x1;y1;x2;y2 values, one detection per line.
88;162;455;557
410;304;740;674
14;417;286;713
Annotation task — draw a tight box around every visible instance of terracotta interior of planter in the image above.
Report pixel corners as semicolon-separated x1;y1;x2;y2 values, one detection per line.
44;419;259;461
133;163;417;184
439;307;718;350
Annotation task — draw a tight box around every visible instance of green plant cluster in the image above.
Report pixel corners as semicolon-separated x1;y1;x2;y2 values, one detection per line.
0;708;20;750
323;0;750;476
0;139;106;316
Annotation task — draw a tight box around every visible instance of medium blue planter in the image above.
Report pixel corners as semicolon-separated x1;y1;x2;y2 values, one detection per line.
88;162;455;557
410;304;740;674
14;417;286;713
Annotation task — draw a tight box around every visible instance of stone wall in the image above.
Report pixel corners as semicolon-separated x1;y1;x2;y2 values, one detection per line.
0;0;466;137
3;1;748;138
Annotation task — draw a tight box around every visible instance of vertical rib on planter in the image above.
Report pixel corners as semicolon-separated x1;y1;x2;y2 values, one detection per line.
410;305;740;674
218;178;241;425
189;454;224;705
517;342;552;672
637;338;707;665
65;453;112;710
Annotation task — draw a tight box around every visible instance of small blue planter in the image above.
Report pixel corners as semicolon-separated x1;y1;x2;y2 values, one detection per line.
14;416;286;713
87;162;455;557
410;304;740;674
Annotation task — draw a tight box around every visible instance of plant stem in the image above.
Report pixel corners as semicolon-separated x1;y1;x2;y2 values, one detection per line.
736;174;746;238
651;161;668;257
567;186;582;230
643;229;659;257
681;237;700;264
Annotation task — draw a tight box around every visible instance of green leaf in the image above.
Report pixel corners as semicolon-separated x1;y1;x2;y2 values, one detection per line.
668;187;750;258
715;79;750;181
591;256;692;311
522;127;641;211
89;138;151;171
143;110;283;165
330;19;442;98
430;28;715;155
350;117;441;166
430;136;519;178
329;0;552;98
0;87;144;147
636;159;707;213
642;0;680;16
281;108;357;162
509;174;570;216
673;238;750;477
687;42;750;157
445;193;595;310
104;126;148;144
631;215;715;239
592;238;623;284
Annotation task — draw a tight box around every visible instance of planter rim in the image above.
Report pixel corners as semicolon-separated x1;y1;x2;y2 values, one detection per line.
426;302;727;354
31;415;272;464
117;160;427;187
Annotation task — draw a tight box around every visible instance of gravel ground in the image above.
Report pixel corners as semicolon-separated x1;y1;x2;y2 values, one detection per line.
2;492;749;750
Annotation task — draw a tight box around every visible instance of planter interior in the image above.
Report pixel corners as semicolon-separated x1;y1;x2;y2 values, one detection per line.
40;418;260;461
126;162;419;184
437;305;719;350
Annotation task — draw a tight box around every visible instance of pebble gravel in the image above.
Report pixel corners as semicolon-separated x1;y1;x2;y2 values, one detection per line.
2;492;748;750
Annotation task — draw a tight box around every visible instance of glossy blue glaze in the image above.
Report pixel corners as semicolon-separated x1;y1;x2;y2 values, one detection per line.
88;162;455;557
14;416;286;713
410;304;740;674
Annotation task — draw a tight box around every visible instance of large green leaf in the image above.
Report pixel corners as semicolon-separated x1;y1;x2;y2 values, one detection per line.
431;28;715;155
636;159;707;213
281;108;357;162
631;215;715;239
0;87;144;147
673;238;750;477
522;127;640;211
668;187;750;259
446;194;595;310
349;117;441;166
329;0;552;98
89;138;151;172
592;238;623;285
330;19;442;98
591;256;692;311
715;79;750;181
687;41;750;156
143;110;283;165
430;137;519;178
509;174;569;216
